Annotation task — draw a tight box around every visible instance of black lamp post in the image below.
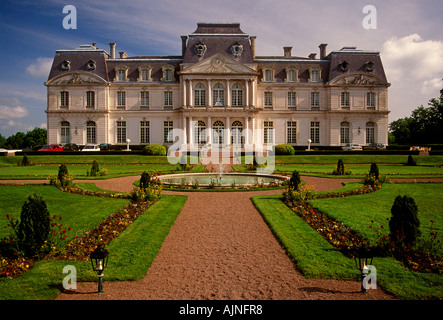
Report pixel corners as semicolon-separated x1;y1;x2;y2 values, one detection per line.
352;245;374;293
90;245;109;293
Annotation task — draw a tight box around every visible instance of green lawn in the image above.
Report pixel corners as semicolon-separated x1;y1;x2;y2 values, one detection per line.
0;187;187;299
252;183;443;300
0;185;129;240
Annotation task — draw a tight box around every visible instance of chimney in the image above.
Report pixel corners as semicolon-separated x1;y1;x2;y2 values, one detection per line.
181;35;188;57
309;53;317;59
250;36;256;59
119;51;128;59
283;47;292;57
319;43;327;60
109;42;116;59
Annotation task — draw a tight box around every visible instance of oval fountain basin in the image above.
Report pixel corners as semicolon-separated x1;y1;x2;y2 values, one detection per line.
158;173;287;188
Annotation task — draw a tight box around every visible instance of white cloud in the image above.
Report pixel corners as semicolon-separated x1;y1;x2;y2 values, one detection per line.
422;77;443;95
0;120;34;133
0;105;29;120
26;57;53;78
382;34;443;81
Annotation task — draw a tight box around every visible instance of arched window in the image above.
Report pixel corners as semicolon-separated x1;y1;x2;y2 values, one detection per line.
366;122;375;144
194;83;206;106
86;121;96;144
231;84;243;106
194;120;206;145
60;121;70;144
231;120;243;146
213;83;224;106
213;120;225;145
340;121;350;144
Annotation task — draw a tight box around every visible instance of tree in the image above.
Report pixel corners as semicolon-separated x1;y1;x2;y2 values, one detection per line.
389;89;443;144
16;194;51;257
289;170;301;190
389;195;421;249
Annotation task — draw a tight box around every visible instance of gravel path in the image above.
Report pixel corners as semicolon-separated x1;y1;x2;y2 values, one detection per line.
55;175;394;300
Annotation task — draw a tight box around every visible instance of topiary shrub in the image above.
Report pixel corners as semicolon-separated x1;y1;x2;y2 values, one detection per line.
58;164;69;186
140;171;151;189
333;159;345;175
88;160;100;177
406;155;417;166
16;194;51;257
389;195;421;249
369;163;379;180
143;144;167;156
289;170;301;191
274;144;295;155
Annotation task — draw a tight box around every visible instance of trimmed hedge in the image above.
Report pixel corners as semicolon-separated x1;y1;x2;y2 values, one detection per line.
143;144;167;156
274;144;295;155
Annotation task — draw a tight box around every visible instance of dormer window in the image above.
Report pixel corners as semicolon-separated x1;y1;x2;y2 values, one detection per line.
309;68;322;82
194;42;207;57
365;61;374;72
161;66;175;82
339;61;349;72
87;60;96;71
286;68;299;82
263;69;274;82
114;66;129;82
230;42;243;58
138;66;152;82
61;60;71;71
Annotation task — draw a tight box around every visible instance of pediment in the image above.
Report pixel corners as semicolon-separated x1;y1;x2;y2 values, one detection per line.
180;53;257;75
46;72;108;85
329;73;389;86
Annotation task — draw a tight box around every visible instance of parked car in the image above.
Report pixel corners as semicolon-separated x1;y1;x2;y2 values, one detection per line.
364;143;386;150
63;143;80;151
99;143;112;151
82;144;100;152
38;144;63;151
342;144;362;151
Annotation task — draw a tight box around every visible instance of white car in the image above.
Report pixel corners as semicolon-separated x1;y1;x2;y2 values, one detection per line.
342;144;362;151
82;144;100;151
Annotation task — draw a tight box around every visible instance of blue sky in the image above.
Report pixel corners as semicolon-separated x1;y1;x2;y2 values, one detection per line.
0;0;442;137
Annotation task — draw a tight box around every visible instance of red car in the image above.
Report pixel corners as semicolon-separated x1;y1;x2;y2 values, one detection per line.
38;144;63;151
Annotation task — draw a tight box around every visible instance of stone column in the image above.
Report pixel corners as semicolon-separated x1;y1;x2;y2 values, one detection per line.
226;79;231;108
207;80;212;107
188;80;193;107
245;79;249;107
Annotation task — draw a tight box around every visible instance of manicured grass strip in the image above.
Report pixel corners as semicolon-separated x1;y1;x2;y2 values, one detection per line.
252;194;356;280
0;185;129;239
308;184;443;244
104;194;187;281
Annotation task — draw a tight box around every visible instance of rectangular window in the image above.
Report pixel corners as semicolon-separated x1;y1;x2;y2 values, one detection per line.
367;92;375;108
141;69;149;81
116;121;126;144
310;121;320;144
140;91;149;107
340;125;350;144
288;92;296;108
264;121;274;144
311;92;319;108
341;92;350;107
164;121;174;143
165;69;173;81
288;70;297;82
311;70;320;82
117;69;126;81
164;91;173;108
265;70;273;82
140;121;150;144
60;91;69;108
86;91;95;108
366;124;375;144
60;123;70;144
117;91;126;107
194;89;206;106
264;92;273;107
287;121;297;144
